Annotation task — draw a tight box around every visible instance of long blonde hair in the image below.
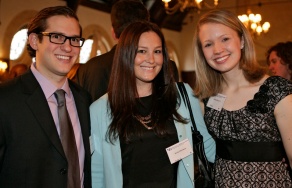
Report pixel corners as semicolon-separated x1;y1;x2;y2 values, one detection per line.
193;9;266;99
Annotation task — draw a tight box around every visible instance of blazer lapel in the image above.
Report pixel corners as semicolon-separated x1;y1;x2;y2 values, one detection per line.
71;87;88;129
21;71;66;159
69;82;91;161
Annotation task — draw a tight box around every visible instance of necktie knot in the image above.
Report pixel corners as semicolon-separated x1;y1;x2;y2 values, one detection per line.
54;89;66;107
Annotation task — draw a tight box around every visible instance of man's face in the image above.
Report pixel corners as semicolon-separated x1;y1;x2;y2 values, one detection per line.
33;15;81;81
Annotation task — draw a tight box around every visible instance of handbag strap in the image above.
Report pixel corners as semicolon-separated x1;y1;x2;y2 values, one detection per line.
177;82;199;133
177;82;209;180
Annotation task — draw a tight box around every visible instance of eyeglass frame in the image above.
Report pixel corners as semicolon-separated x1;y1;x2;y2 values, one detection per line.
38;32;85;47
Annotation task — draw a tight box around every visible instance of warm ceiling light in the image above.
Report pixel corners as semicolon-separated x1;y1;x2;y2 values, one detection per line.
0;60;8;73
238;9;270;37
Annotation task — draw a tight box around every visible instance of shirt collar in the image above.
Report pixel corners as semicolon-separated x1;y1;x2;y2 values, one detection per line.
30;63;71;99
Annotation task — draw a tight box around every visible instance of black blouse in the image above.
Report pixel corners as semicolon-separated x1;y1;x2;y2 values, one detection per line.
120;95;179;188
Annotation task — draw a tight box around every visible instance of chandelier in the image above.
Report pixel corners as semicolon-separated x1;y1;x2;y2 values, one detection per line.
161;0;219;15
238;9;270;37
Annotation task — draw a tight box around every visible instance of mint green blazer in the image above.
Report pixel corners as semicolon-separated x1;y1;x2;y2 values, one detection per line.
90;83;215;188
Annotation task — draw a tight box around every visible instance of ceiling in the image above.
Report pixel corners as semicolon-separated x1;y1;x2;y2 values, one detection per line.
65;0;189;31
65;0;292;32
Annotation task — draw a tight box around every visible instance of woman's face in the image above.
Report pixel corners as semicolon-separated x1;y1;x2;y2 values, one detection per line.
134;31;163;89
199;23;244;74
268;51;291;80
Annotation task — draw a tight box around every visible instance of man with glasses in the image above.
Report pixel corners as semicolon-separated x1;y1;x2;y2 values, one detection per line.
0;6;91;188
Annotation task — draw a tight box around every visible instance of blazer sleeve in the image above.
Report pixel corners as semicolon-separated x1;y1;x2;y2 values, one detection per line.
90;95;123;188
90;99;105;188
184;83;216;163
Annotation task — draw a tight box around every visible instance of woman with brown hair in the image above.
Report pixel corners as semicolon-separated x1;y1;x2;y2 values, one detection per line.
90;21;215;188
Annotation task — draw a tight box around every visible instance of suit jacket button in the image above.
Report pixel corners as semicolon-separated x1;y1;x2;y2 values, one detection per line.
60;168;67;174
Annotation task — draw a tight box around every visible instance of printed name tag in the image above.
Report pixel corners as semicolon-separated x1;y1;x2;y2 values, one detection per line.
166;139;193;164
206;93;226;111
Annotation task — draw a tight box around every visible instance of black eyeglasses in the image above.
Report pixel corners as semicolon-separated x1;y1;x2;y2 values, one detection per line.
38;32;85;47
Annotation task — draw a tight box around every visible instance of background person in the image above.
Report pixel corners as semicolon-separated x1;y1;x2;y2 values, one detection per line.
9;63;28;79
193;9;292;187
266;41;292;80
90;21;215;188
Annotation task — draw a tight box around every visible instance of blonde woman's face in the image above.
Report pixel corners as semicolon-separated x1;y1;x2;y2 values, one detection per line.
199;23;244;74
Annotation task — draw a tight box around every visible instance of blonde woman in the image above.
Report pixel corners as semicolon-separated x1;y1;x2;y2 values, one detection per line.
193;9;292;187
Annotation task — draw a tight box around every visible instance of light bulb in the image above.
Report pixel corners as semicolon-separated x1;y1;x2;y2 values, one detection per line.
262;22;271;32
255;14;262;22
251;23;257;30
256;26;263;34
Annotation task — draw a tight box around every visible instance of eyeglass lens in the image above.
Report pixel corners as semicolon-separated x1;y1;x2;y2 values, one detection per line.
49;33;84;47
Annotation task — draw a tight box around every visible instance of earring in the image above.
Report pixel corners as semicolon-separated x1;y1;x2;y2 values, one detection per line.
241;44;244;49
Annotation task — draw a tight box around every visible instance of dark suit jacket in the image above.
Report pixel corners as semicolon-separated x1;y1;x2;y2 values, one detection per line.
0;70;92;188
75;46;116;102
75;45;179;102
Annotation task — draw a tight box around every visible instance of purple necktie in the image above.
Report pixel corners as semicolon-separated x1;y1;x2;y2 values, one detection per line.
54;89;80;188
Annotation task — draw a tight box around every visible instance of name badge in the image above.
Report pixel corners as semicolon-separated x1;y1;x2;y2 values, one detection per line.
166;139;193;164
206;93;226;111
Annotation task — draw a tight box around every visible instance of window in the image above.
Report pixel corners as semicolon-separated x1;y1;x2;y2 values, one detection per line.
79;28;111;63
79;38;94;64
10;28;28;60
167;43;180;69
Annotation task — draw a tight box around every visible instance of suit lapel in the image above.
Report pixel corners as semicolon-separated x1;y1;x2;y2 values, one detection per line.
70;82;89;137
69;81;91;162
22;71;66;159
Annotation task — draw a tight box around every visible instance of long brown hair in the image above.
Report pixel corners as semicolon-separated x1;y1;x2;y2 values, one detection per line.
107;21;186;142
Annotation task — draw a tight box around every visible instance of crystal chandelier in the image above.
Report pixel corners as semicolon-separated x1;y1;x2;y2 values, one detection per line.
161;0;219;15
238;9;270;37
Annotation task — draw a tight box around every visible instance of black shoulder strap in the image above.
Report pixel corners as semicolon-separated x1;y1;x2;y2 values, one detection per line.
177;82;198;132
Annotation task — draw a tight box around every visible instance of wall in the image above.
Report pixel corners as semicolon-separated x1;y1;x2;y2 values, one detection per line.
0;0;291;72
179;0;292;70
0;0;182;70
0;0;66;69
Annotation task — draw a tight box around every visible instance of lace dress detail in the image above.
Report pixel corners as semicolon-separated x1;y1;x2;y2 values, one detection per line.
203;76;292;188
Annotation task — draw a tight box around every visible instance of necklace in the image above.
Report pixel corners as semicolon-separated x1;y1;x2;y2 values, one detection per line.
133;113;153;130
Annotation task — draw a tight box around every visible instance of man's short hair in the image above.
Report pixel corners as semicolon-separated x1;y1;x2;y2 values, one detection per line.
111;0;150;39
26;6;81;58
